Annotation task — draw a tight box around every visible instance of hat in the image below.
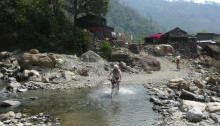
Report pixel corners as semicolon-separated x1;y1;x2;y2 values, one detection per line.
114;64;119;69
176;56;181;59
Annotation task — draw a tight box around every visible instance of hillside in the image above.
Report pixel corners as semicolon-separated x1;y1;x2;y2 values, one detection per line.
119;0;220;34
105;0;165;38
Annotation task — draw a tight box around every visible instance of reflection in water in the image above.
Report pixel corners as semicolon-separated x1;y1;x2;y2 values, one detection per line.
0;85;159;126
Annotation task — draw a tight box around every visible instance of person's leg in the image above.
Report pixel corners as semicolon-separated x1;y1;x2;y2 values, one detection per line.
111;83;114;98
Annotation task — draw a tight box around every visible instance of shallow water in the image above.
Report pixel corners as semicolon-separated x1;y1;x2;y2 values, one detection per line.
0;85;159;126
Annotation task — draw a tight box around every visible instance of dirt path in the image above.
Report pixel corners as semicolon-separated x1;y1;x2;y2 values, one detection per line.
121;56;198;86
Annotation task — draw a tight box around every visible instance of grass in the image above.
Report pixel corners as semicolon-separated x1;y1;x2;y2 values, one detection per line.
146;70;153;74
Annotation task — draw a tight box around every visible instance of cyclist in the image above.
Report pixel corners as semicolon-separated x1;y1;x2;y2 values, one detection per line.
108;64;122;98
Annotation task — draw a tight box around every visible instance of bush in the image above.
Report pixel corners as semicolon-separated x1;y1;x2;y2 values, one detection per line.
146;70;153;74
99;42;112;60
63;28;92;55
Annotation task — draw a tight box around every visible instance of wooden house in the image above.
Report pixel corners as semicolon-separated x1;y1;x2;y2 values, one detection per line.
196;33;219;41
76;15;114;39
202;44;220;60
144;33;164;44
161;27;197;57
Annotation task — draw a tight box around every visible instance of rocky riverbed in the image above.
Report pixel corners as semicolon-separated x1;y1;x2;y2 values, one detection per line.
0;48;220;126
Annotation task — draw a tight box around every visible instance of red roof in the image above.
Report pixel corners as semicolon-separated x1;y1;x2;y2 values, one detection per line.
148;33;163;38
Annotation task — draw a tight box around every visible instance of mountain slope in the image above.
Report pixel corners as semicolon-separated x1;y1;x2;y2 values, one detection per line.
119;0;220;33
105;0;165;37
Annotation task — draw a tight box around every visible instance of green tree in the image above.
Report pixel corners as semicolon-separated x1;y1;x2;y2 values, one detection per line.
216;36;220;42
99;42;112;60
65;0;109;24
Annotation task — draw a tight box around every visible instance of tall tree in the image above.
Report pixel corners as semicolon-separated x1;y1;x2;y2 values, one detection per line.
65;0;109;23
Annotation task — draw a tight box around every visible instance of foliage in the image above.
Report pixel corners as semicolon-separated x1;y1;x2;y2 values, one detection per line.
65;0;109;22
99;42;112;60
198;30;209;33
62;27;92;55
106;0;164;39
0;0;94;54
146;70;153;74
135;32;147;44
216;36;220;42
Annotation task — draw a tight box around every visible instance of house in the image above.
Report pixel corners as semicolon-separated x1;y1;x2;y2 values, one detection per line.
75;15;114;39
202;44;220;60
144;33;164;44
196;33;220;48
196;33;219;41
161;27;197;57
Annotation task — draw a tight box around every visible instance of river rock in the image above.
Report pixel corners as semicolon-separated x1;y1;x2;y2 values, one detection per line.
78;69;89;76
150;96;163;106
0;73;3;79
119;61;127;69
180;100;206;112
17;85;28;92
128;44;140;54
6;82;21;91
206;102;220;113
0;122;4;126
30;49;39;54
18;53;54;69
193;80;206;89
0;111;16;121
6;77;17;83
0;100;21;107
169;77;184;83
55;58;65;68
210;113;220;123
61;71;76;80
186;107;203;122
179;81;192;90
23;69;40;78
209;76;220;85
0;51;11;59
180;89;204;101
80;50;103;62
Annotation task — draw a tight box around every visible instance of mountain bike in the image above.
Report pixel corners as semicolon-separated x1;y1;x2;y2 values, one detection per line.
109;78;121;98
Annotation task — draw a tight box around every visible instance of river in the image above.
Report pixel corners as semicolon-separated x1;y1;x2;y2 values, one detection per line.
0;84;159;126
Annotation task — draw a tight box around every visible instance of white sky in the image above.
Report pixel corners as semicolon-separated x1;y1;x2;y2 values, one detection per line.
185;0;220;3
168;0;220;3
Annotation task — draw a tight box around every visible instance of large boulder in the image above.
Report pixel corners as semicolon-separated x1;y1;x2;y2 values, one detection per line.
130;56;161;71
18;53;55;69
154;44;174;56
180;100;206;112
186;107;203;122
0;111;16;121
6;82;21;91
206;102;220;113
209;76;220;85
169;77;184;83
0;100;21;107
180;90;204;101
128;44;140;54
61;71;76;80
0;51;12;60
80;50;103;62
30;49;39;54
193;80;206;89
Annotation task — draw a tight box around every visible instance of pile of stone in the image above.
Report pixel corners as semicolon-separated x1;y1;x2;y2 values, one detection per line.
146;74;220;125
0;111;60;126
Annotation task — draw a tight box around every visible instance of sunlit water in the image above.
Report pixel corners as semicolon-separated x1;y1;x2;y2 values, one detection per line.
0;85;159;126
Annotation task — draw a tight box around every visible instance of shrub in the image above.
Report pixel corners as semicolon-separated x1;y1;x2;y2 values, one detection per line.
63;27;92;55
146;70;153;74
99;42;112;60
